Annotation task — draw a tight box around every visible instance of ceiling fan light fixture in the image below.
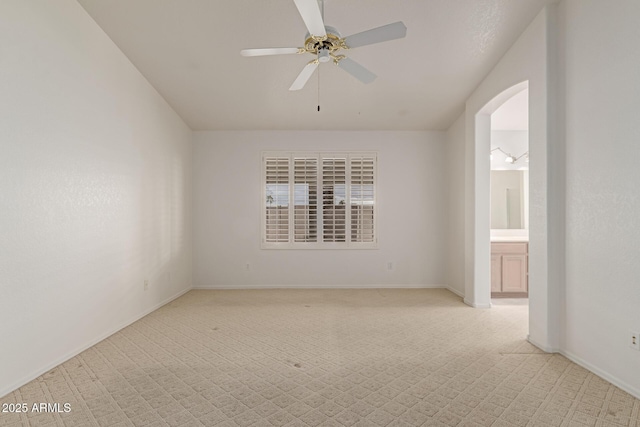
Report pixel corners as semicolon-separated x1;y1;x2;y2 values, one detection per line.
505;155;516;164
318;47;330;63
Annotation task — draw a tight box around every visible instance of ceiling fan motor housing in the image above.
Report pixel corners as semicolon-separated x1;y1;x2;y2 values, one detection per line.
304;26;347;59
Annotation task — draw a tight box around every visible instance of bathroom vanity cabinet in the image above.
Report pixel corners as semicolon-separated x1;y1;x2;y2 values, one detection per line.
491;242;528;297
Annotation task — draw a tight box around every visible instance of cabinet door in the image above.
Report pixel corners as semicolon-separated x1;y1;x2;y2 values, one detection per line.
491;255;502;292
501;254;527;293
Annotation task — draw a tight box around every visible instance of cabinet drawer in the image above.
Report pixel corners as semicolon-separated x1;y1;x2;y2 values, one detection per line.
491;242;527;254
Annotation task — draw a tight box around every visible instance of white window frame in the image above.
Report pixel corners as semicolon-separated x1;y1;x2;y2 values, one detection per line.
262;151;378;250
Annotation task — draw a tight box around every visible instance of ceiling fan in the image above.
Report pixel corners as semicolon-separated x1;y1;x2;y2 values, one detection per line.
240;0;407;91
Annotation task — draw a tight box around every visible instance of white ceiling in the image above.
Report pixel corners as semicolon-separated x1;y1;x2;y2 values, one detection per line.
77;0;555;131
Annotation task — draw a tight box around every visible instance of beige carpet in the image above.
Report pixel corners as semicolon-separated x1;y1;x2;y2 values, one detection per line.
1;289;638;427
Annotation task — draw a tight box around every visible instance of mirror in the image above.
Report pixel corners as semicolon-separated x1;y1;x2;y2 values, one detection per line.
491;170;528;229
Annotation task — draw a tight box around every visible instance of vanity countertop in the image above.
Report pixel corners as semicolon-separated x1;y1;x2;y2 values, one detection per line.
491;236;529;243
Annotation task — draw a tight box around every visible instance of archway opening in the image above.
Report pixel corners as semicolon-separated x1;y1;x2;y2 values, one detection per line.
489;87;530;317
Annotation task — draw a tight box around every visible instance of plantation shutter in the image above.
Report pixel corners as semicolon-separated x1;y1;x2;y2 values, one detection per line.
350;155;376;243
293;157;318;242
263;151;376;249
264;156;290;243
322;157;347;242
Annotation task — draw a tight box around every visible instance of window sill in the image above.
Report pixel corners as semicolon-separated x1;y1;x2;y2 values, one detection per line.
261;242;378;250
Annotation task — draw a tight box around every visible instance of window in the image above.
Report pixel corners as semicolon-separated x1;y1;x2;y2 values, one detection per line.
263;152;377;249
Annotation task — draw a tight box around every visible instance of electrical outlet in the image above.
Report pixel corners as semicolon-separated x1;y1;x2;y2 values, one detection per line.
631;331;640;350
144;280;149;291
245;263;251;271
386;261;395;271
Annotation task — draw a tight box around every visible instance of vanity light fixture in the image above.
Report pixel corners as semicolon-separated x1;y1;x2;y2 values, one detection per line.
490;147;529;164
514;152;529;164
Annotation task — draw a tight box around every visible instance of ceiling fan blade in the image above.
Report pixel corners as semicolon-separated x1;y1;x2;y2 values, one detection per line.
337;57;377;84
240;48;301;57
289;60;319;91
344;21;407;49
293;0;326;37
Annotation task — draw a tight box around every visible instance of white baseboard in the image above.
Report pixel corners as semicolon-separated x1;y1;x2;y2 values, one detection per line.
560;349;640;400
527;338;640;400
0;286;192;399
526;335;559;353
463;298;492;309
445;286;465;299
192;284;448;290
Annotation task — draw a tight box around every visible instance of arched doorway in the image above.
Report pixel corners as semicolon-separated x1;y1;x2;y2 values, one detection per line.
465;81;529;310
465;78;560;352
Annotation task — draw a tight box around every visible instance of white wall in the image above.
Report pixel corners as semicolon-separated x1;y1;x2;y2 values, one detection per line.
193;131;446;288
0;0;192;396
445;115;466;297
559;0;640;396
451;0;640;398
461;7;562;354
